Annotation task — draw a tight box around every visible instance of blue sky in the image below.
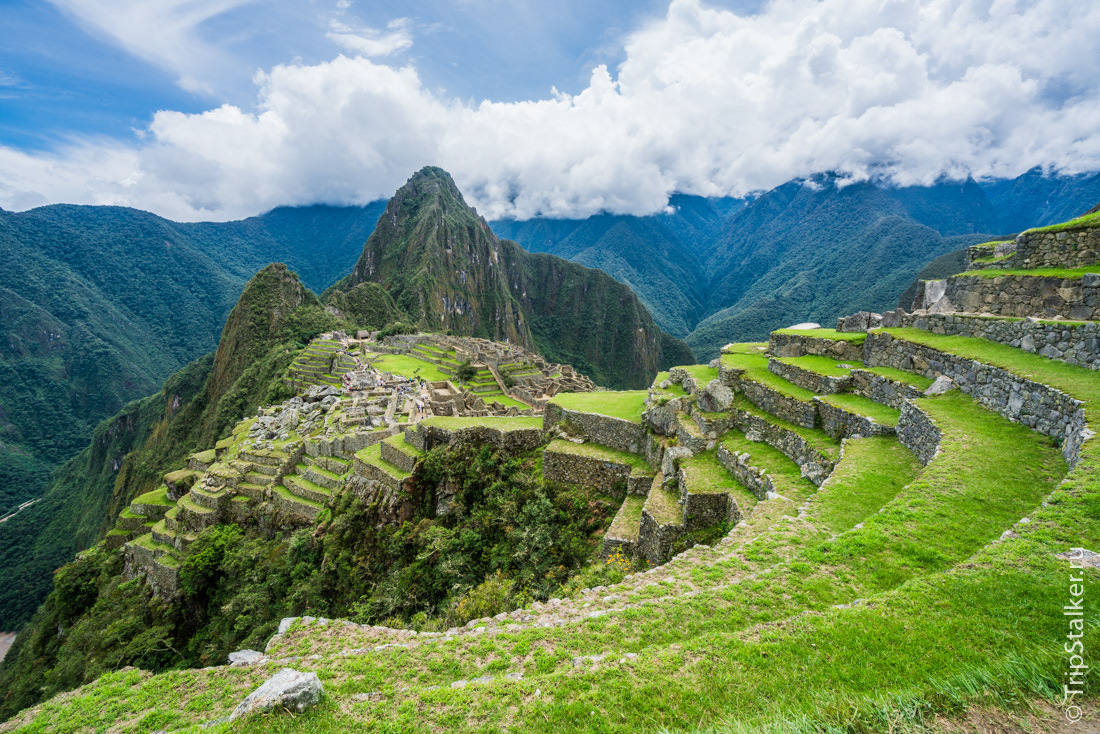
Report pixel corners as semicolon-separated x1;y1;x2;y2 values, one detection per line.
0;0;1097;221
0;0;760;150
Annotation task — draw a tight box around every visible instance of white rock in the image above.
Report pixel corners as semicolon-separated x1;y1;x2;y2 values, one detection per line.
923;376;956;396
231;668;323;719
228;649;265;666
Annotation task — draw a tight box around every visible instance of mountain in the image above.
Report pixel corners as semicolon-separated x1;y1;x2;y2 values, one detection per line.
491;195;740;338
334;167;692;388
981;167;1100;232
686;176;1001;357
0;203;384;518
0;264;335;630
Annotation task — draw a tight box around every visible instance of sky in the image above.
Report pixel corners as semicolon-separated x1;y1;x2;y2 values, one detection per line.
0;0;1098;222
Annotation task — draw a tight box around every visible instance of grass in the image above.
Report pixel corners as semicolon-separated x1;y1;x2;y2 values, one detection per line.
479;393;532;410
729;394;841;461
353;443;411;482
863;365;934;390
720;352;816;401
549;391;647;423
955;263;1100;279
719;431;817;495
131;486;171;506
361;352;451;382
806;436;921;533
772;328;867;343
879;328;1100;420
15;387;1089;734
777;355;862;377
817;393;902;427
681;450;758;511
643;484;682;526
272;483;325;509
650;371;687;397
1023;208;1100;234
418;415;544;431
673;364;720;382
606;496;646;540
545;440;651;473
382;433;426;458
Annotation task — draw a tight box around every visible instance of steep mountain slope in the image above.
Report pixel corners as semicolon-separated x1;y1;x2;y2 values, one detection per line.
491;195;738;338
337;167;692;387
981;167;1100;232
0;264;336;630
686;177;1001;358
0;203;384;518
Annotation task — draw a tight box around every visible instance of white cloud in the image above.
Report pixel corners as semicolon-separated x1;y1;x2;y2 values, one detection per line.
49;0;258;93
7;0;1100;221
327;17;414;57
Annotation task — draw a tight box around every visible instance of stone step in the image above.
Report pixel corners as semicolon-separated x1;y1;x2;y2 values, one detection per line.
270;484;325;524
297;463;343;490
235;482;267;500
246;463;280;476
151;520;178;547
380;434;425;474
677;451;757;531
306;455;350;474
638;476;686;565
602;495;646;559
176;494;217;530
189;486;226;511
766;328;867;362
767;356;859;395
542;439;653;495
188;449;216;472
245;472;275;487
283;474;332;504
813;394;900;440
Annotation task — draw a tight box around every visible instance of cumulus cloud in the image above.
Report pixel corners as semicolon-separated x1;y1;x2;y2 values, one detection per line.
7;0;1100;221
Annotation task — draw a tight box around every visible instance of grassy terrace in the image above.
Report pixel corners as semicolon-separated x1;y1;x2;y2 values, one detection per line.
417;415;544;431
549;391;647;423
383;433;425;458
955;263;1100;279
729;394;841;461
681;450;758;511
1024;208;1100;233
649;371;687;396
545;439;651;474
673;364;719;382
776;354;862;376
720;351;816;401
131;486;171;506
719;430;817;495
771;327;867;343
864;365;934;389
643;484;682;526
17;385;1093;733
879;328;1100;418
817;392;902;427
362;352;451;382
353;443;411;481
606;496;645;540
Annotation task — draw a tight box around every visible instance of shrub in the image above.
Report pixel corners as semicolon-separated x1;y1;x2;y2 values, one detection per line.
455;361;478;382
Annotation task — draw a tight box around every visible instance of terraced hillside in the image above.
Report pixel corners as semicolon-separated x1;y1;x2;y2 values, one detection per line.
3;220;1099;733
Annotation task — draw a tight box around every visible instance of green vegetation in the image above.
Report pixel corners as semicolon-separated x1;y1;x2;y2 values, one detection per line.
864;365;935;389
545;440;650;473
772;327;867;342
1023;208;1100;233
363;352;450;382
956;263;1100;279
417;416;544;432
718;431;816;494
719;351;816;401
549;391;647;423
778;354;862;376
729;394;842;460
818;393;902;426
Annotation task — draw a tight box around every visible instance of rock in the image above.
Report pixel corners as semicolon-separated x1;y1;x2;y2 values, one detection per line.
799;462;827;484
279;407;299;430
880;310;900;328
786;322;821;330
1083;273;1100;288
352;691;383;702
278;617;298;635
1057;547;1100;569
838;311;868;332
923;279;948;309
698;379;734;413
923;376;956;396
231;668;323;719
1019;334;1036;352
228;649;265;666
662;446;693;477
927;296;955;315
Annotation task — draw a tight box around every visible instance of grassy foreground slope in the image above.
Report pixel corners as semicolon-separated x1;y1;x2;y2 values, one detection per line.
5;331;1096;732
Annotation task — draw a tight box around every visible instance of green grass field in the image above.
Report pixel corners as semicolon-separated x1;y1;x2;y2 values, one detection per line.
549;391;647;423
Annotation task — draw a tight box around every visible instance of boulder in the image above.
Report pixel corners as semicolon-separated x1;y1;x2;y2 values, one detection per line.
661;446;693;478
838;311;869;332
228;649;265;666
698;379;734;413
1082;273;1100;288
923;280;948;309
923;376;956;396
786;322;821;330
799;462;827;485
231;668;323;719
880;310;900;328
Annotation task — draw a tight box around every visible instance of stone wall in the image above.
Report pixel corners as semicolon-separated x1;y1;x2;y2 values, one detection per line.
637;508;685;565
715;445;775;500
1013;226;1100;270
895;400;941;465
408;422;545;456
676;468;742;531
813;398;895;440
543;447;651;495
865;331;1090;467
966;240;1020;270
768;358;851;394
543;404;647;454
736;378;818;429
850;369;925;409
768;332;865;361
938;274;1098;321
728;407;836;486
900;312;1100;371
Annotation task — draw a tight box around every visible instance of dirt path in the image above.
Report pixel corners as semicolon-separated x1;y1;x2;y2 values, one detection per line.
0;633;15;664
0;497;41;524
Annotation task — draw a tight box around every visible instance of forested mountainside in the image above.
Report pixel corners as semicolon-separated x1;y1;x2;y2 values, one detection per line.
331;167;692;388
0;264;339;630
0;204;385;519
494;169;1100;359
